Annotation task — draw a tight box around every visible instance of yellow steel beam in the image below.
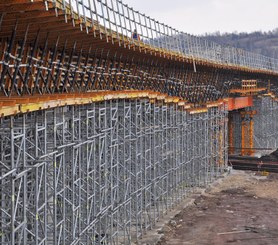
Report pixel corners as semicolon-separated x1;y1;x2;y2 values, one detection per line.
0;91;228;117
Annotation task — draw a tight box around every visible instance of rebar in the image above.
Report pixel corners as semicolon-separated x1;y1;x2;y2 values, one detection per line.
0;1;277;100
45;0;278;71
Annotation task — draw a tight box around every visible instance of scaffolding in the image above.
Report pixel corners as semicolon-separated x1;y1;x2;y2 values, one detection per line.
253;96;278;152
229;95;278;156
0;1;276;244
0;98;228;244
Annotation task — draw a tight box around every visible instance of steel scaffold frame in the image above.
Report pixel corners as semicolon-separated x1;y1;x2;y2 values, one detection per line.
0;98;227;244
229;96;278;156
253;96;278;153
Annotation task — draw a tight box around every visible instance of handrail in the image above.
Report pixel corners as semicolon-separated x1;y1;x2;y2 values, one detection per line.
52;0;278;72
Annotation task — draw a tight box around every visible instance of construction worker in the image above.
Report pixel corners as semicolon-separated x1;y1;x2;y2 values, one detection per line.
257;161;263;172
132;29;140;41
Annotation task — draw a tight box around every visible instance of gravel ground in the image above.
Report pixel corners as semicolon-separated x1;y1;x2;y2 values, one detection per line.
157;170;278;245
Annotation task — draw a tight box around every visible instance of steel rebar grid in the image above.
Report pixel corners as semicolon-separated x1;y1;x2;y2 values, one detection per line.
0;98;228;244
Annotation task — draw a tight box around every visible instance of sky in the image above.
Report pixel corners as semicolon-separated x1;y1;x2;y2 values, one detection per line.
122;0;278;35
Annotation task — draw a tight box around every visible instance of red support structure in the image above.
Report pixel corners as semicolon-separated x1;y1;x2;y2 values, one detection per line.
227;97;253;111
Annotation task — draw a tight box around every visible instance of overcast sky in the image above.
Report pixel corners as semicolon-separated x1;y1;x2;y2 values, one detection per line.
122;0;278;35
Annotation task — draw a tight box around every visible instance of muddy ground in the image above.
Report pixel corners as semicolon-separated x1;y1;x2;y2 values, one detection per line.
157;171;278;245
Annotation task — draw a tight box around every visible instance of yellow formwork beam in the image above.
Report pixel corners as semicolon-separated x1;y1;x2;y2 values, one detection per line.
0;90;229;117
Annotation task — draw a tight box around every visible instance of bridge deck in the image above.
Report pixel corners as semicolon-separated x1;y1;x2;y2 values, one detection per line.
0;0;277;76
0;0;277;104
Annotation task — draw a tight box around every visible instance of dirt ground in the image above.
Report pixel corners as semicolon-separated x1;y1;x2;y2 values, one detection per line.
157;170;278;245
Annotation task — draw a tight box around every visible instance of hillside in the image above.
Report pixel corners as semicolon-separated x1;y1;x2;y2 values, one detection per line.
203;29;278;59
